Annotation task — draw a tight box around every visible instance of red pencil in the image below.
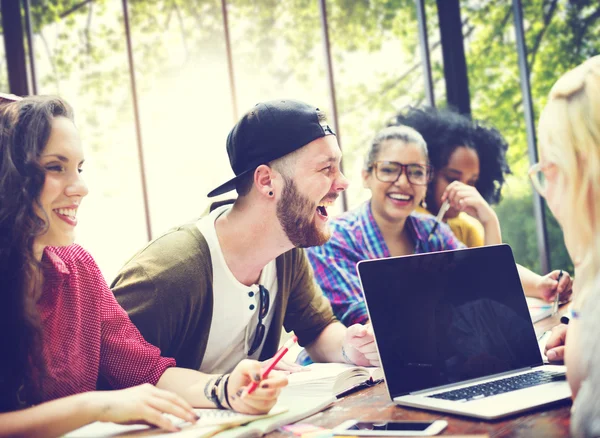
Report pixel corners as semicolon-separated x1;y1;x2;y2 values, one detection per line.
247;335;298;395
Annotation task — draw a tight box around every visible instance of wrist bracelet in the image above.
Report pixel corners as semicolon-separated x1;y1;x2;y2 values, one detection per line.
223;374;232;409
211;374;226;409
341;344;353;364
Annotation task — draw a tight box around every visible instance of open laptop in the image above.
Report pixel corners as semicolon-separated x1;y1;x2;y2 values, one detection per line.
357;244;571;420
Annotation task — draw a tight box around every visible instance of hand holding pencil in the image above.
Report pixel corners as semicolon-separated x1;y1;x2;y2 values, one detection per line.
537;269;573;304
248;336;298;394
225;345;291;414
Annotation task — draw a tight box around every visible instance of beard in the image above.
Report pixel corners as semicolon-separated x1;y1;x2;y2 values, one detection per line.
276;177;333;248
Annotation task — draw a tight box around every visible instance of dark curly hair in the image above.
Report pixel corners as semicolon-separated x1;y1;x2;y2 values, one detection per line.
389;107;511;211
0;95;74;411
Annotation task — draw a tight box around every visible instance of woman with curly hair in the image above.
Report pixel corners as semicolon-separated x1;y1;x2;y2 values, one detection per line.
391;107;507;247
0;96;286;437
392;107;572;303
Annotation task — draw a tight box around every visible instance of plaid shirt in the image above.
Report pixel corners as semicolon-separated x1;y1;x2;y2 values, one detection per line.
306;201;465;327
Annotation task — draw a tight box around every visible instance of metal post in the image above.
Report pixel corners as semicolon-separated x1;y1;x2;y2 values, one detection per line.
23;0;38;94
221;0;239;122
121;0;153;242
512;0;550;273
436;0;470;116
1;0;29;95
415;0;435;107
318;0;348;212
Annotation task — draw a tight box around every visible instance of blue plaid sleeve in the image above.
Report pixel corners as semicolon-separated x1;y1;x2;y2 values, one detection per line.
305;229;369;327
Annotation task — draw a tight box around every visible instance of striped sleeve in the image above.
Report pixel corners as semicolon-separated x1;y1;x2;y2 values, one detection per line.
306;228;369;326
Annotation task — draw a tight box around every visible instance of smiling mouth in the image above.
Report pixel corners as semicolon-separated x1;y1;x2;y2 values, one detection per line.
53;207;78;220
387;193;413;202
316;198;336;219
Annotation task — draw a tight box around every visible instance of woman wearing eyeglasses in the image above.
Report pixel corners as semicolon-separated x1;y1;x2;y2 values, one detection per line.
392;106;572;304
391;107;507;248
305;125;466;327
529;56;600;436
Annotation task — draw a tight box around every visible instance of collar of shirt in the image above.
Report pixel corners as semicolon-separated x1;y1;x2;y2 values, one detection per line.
360;201;430;256
43;247;71;276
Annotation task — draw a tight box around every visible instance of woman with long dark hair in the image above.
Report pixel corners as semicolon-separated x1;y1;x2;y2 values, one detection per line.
0;96;286;437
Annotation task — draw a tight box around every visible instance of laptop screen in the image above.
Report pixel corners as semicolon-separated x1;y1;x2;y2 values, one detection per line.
358;245;543;398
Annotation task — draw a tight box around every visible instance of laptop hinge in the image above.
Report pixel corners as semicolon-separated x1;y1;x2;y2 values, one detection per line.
400;366;535;396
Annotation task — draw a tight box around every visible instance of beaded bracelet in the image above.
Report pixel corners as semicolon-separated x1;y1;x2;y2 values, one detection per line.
211;374;226;409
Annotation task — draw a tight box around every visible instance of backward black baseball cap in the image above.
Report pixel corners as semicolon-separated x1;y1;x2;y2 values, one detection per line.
207;99;335;197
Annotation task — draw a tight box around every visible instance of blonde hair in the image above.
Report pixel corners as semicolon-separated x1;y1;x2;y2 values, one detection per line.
538;56;600;308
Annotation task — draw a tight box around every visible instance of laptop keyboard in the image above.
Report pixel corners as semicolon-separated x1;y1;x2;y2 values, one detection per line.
428;370;566;402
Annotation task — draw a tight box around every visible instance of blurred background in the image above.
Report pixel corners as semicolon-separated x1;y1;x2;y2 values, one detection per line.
1;0;598;280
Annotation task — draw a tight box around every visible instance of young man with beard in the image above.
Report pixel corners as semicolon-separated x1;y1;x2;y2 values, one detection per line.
111;100;379;413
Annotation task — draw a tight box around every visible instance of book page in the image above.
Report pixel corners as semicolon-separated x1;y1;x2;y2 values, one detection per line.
65;407;287;437
526;297;553;323
216;392;335;438
286;363;380;397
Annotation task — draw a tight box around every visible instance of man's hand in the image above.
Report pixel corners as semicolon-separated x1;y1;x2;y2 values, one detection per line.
537;270;573;303
544;324;568;362
227;360;288;414
342;324;380;367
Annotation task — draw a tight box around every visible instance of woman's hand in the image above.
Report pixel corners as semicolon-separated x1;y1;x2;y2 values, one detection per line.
442;181;497;225
91;383;198;432
536;270;573;303
544;324;568;362
227;359;288;415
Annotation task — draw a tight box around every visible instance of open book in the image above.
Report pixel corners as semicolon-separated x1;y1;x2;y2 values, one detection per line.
217;363;383;438
526;296;553;323
285;362;383;397
65;364;380;438
65;406;288;437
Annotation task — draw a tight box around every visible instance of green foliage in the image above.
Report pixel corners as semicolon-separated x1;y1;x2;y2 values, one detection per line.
495;191;573;273
20;0;599;272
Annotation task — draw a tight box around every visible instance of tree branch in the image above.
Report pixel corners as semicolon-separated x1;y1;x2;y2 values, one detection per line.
173;1;189;61
344;22;474;115
478;8;512;58
59;0;96;19
574;5;600;56
528;0;559;71
84;1;93;55
40;31;60;93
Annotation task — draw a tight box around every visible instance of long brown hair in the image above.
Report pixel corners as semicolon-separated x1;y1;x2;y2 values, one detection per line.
0;96;74;411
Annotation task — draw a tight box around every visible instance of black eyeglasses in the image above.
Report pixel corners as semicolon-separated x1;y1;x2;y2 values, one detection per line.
370;161;433;185
248;285;270;356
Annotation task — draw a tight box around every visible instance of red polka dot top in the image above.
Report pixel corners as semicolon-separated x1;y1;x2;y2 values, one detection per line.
36;245;176;401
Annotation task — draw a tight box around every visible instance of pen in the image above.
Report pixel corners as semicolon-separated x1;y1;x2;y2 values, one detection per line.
552;270;564;316
247;335;298;395
428;199;450;241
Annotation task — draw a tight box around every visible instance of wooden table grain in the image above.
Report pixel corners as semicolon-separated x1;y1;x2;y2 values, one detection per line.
266;308;572;438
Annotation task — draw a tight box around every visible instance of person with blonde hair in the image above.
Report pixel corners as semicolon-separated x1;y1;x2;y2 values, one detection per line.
532;55;600;436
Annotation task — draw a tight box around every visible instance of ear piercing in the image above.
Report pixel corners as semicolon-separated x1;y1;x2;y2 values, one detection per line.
268;191;274;196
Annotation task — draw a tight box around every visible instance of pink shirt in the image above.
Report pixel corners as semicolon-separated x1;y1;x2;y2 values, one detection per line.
37;245;175;401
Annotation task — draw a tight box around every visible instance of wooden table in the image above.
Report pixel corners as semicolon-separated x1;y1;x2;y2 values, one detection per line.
267;310;572;438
